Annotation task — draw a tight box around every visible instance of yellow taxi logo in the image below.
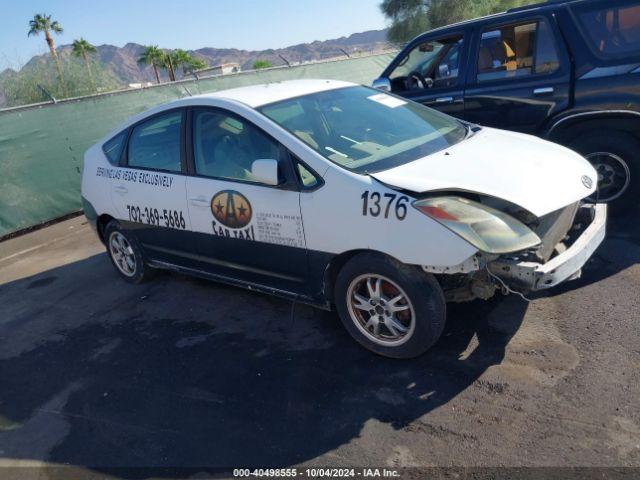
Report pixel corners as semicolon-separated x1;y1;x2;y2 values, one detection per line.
211;190;252;229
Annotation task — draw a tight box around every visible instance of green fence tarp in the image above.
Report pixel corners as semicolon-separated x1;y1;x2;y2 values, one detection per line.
0;52;394;238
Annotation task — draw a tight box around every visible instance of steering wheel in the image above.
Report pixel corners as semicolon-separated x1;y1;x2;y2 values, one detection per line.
407;70;433;90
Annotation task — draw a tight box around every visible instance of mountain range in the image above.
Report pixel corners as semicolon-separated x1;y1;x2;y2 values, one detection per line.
1;29;391;89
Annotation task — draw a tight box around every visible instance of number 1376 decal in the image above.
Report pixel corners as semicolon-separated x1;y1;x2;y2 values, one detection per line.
361;191;409;220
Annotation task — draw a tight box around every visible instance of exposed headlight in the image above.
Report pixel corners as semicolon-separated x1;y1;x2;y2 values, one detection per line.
413;196;541;254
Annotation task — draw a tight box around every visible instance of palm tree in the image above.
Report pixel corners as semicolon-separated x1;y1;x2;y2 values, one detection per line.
28;13;66;94
138;45;164;84
162;51;176;82
169;50;207;77
71;38;97;91
170;49;192;77
188;57;207;74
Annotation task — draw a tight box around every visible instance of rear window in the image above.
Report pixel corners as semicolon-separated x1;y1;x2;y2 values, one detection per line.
574;1;640;57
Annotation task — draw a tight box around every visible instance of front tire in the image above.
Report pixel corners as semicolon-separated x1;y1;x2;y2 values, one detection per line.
334;253;446;359
104;221;153;284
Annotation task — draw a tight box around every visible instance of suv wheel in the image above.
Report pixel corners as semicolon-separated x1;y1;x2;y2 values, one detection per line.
334;253;446;359
105;221;153;284
570;132;639;209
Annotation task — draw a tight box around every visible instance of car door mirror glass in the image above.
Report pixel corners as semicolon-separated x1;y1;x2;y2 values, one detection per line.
372;77;391;92
251;159;280;186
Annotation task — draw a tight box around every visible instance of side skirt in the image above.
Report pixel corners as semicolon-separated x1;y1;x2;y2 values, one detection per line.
147;259;333;311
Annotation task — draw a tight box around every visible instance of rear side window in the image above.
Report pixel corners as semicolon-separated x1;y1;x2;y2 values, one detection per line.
102;131;127;165
574;1;640;57
127;111;182;172
477;19;560;82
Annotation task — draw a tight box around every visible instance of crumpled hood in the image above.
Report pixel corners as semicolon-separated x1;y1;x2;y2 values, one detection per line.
371;127;597;217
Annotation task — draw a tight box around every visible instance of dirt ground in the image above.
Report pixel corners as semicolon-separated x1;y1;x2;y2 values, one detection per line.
0;211;639;478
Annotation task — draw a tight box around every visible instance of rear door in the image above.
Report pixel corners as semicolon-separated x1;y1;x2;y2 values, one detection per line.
109;108;195;265
184;107;309;294
386;31;469;118
463;13;571;133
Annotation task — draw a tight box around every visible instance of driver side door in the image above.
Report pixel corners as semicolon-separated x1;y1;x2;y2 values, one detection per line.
386;31;470;118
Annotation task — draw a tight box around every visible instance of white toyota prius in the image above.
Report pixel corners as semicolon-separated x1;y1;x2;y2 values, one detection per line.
82;79;606;358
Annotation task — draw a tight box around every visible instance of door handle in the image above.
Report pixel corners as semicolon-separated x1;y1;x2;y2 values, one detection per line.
533;87;554;95
190;196;210;207
434;96;454;104
113;185;128;195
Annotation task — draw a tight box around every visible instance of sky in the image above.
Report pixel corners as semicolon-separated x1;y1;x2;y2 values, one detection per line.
0;0;388;70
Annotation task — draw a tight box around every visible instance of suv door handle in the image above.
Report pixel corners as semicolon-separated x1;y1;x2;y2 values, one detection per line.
113;185;128;195
190;196;210;207
434;96;454;104
533;87;554;95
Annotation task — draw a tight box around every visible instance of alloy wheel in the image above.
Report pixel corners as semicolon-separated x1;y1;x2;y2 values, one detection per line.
346;274;415;346
108;231;137;277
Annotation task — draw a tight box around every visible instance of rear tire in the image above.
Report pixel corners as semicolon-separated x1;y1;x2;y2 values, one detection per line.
569;131;639;211
334;253;446;359
104;221;154;284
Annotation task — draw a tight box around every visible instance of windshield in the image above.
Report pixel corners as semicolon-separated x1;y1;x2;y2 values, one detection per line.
391;42;443;79
258;86;467;174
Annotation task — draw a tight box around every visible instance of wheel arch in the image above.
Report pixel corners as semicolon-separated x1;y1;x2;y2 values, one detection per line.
96;214;116;244
545;111;640;145
321;249;408;306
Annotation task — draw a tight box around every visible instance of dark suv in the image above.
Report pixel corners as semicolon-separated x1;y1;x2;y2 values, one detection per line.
374;0;640;209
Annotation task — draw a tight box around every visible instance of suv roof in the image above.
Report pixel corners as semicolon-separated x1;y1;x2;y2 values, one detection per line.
419;0;591;36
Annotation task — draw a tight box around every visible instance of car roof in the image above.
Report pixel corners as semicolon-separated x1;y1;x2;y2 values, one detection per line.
193;79;356;108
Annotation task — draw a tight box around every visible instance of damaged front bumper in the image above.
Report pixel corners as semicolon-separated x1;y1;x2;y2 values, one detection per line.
487;203;606;291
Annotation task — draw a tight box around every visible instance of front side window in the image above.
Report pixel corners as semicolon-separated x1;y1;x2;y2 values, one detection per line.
574;1;640;57
192;109;280;183
477;19;559;82
259;86;467;174
127;111;182;172
389;36;464;92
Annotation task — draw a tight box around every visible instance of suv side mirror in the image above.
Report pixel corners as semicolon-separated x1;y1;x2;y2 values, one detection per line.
372;77;391;92
438;63;450;78
251;159;280;186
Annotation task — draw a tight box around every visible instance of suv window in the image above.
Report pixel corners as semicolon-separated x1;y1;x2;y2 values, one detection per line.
127;111;182;172
192;108;280;183
477;19;559;82
103;130;127;165
390;35;464;90
574;1;640;57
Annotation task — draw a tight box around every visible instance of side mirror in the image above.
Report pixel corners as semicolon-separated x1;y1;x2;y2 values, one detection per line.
438;63;450;78
372;77;391;92
251;159;280;186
